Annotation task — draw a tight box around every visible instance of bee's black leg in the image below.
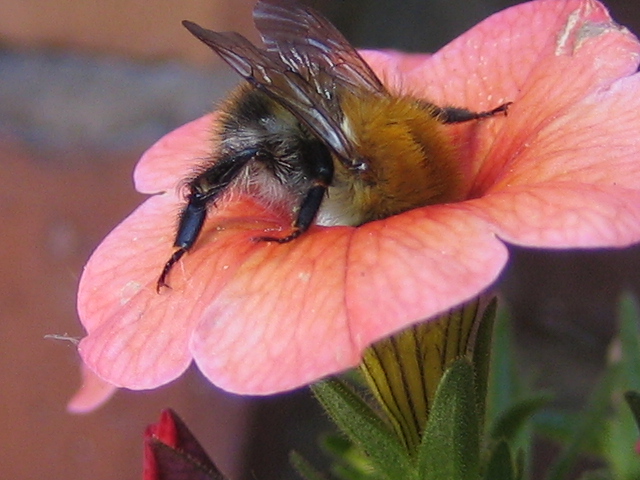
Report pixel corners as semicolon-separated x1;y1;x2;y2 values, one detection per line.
434;102;512;124
254;182;328;243
156;197;207;293
156;148;260;292
255;141;334;243
157;248;188;292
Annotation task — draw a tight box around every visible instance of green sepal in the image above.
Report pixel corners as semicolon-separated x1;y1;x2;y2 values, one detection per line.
417;358;480;480
289;451;330;480
483;441;515;480
311;379;412;480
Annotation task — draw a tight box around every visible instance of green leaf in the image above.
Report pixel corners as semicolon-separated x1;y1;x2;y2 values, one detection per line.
331;461;375;480
483;441;515;480
545;369;616;480
311;379;412;480
533;409;580;445
604;397;640;480
624;391;640;433
472;297;497;429
484;306;536;477
490;395;551;443
575;469;614;480
601;295;640;480
618;293;640;391
417;358;480;480
514;449;525;480
321;434;353;458
290;451;330;480
485;306;519;434
321;435;376;480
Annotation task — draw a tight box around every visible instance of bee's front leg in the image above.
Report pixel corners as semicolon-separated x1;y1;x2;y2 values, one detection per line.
156;148;261;292
156;198;207;293
255;141;334;243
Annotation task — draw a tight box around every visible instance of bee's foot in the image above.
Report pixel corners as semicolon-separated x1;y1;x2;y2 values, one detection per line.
489;101;512;117
156;248;187;293
155;278;172;294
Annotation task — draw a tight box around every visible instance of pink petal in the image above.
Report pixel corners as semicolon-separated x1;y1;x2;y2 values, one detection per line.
78;289;195;389
360;50;432;90
408;0;636;108
77;188;293;388
471;1;640;193
76;0;640;395
486;74;640;191
67;364;118;413
346;206;508;346
77;195;197;388
191;206;507;394
78;194;177;332
134;115;216;194
469;183;640;248
79;185;508;393
190;227;354;393
402;0;640;194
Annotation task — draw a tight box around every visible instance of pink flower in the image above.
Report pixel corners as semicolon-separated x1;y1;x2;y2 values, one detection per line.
67;364;118;413
73;0;640;406
144;409;227;480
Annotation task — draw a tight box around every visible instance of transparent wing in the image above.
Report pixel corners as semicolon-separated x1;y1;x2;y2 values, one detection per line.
183;20;357;164
182;0;387;168
254;0;386;95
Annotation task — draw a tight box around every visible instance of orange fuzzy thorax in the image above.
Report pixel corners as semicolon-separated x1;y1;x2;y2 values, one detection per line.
331;92;463;225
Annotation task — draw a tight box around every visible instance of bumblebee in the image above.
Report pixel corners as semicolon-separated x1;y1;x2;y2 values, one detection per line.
157;0;509;291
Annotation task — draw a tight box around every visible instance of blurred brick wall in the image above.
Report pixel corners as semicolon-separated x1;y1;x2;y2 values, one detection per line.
0;2;256;479
0;134;256;479
0;0;255;64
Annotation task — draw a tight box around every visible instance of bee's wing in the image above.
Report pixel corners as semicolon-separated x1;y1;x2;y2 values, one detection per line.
183;21;358;165
253;0;386;95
